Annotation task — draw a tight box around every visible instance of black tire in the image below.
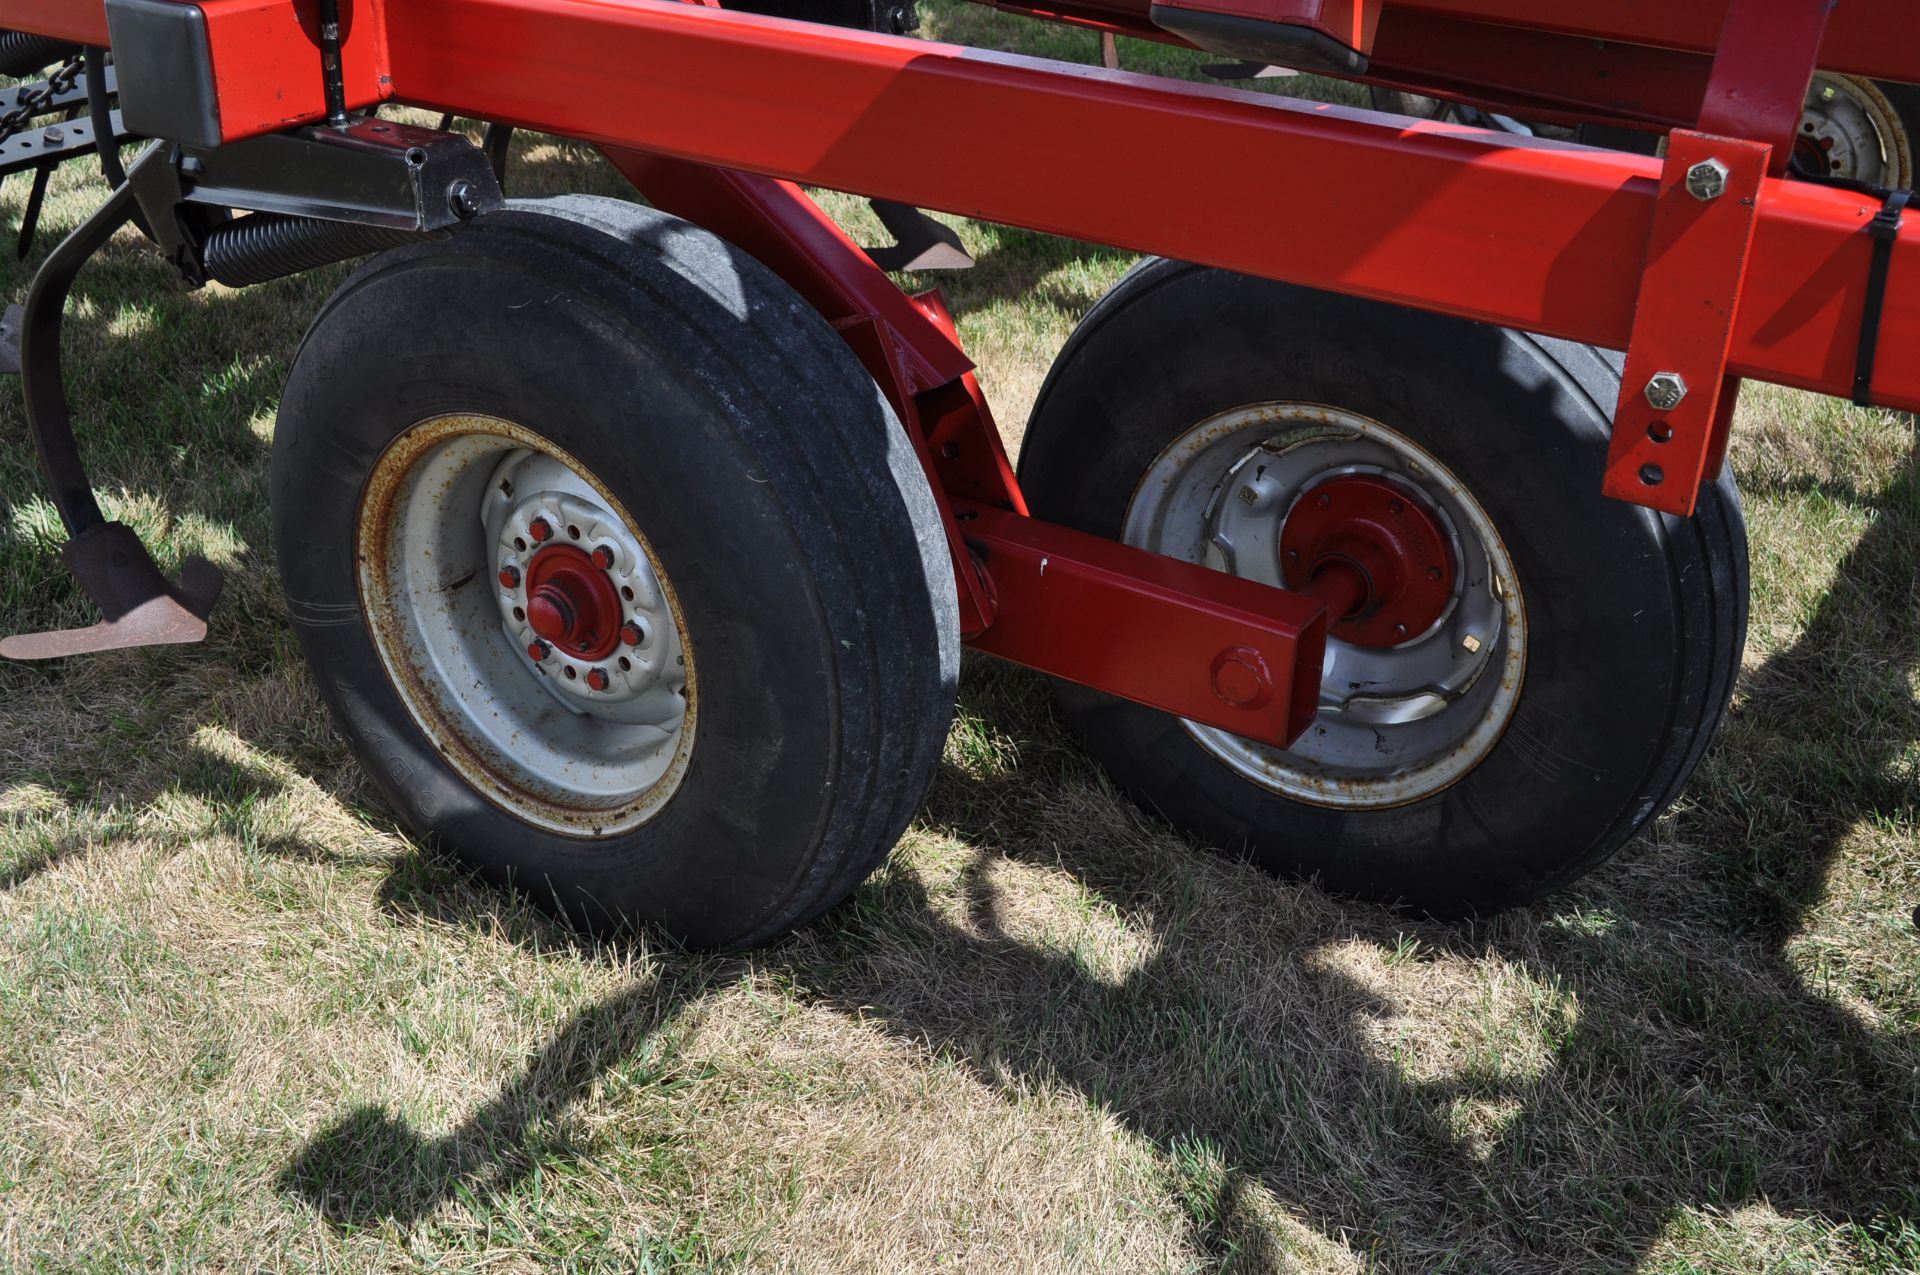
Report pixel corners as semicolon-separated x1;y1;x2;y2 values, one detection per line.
1365;86;1459;123
1019;259;1748;916
272;195;958;948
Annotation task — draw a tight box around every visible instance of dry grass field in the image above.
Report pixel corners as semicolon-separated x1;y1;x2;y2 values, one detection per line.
1;9;1917;1272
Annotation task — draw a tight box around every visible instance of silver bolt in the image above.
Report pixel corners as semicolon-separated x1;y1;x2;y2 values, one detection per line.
1686;158;1729;201
1644;371;1688;411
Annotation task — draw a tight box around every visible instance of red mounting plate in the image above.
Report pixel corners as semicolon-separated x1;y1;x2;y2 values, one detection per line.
1604;130;1768;516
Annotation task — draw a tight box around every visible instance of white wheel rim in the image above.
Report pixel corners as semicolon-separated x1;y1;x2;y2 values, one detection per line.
1124;404;1526;809
357;413;695;835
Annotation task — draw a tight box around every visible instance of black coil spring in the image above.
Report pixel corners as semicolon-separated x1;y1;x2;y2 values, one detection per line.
201;213;433;287
0;32;79;79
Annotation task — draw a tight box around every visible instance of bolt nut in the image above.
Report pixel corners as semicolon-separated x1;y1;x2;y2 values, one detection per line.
528;517;553;543
621;620;644;646
1686;158;1729;201
1644;371;1688;411
526;639;550;662
590;545;616;570
447;179;484;220
497;565;520;589
585;667;611;691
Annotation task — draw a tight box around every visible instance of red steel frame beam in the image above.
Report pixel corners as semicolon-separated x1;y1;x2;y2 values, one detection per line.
17;0;1920;418
370;0;1920;419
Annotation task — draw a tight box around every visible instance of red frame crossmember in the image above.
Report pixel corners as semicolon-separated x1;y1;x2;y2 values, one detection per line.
1604;132;1767;516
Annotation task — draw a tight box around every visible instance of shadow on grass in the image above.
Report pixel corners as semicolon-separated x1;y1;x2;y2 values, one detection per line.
278;430;1920;1270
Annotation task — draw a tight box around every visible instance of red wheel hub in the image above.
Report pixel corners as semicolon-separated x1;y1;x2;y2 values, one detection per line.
522;544;623;660
1280;474;1456;648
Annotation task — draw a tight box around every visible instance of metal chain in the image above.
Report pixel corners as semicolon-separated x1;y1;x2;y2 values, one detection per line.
0;52;86;145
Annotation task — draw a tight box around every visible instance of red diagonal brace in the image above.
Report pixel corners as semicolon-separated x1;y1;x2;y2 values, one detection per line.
1603;131;1767;517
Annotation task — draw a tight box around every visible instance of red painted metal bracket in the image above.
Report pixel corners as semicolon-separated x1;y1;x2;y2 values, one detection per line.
958;504;1329;747
1604;131;1767;517
1694;0;1830;176
602;150;1328;743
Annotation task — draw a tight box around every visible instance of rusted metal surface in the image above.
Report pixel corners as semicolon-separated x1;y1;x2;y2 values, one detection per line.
0;521;223;660
357;413;697;837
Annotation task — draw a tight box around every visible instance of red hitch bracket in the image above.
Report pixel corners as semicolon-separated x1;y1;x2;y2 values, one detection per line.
1603;130;1767;516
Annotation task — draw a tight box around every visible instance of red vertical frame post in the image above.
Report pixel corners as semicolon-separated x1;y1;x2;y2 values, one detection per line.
1604;132;1768;515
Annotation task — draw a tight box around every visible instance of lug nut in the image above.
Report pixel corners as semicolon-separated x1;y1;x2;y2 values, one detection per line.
586;667;611;691
621;620;644;646
528;517;553;543
591;545;616;569
527;639;550;662
498;565;520;589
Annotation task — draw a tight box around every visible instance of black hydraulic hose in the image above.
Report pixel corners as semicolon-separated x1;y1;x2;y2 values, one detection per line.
200;212;433;287
0;32;78;78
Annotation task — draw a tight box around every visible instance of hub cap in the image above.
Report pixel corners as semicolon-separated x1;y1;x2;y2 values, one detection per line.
358;414;693;835
1279;473;1457;647
1124;404;1525;809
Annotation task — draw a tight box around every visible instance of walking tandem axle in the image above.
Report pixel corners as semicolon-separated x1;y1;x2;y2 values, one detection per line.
0;0;1912;942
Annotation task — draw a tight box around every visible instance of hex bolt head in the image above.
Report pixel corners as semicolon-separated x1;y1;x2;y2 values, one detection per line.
585;667;611;691
1686;157;1729;201
621;620;644;647
447;180;483;220
1209;646;1272;710
526;639;550;662
1644;371;1689;411
528;517;553;543
497;565;520;590
590;545;616;570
